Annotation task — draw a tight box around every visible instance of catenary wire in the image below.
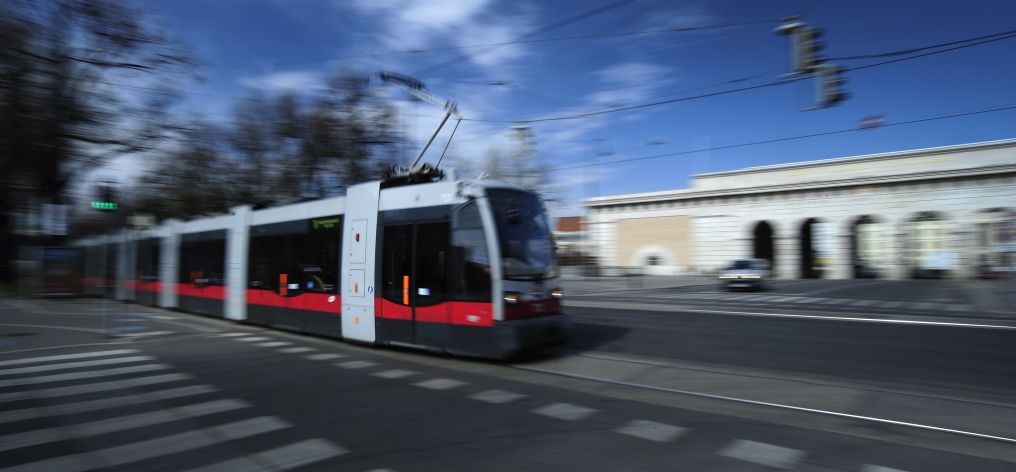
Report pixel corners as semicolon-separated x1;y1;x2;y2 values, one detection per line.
548;104;1016;171
414;0;638;77
278;18;783;65
830;28;1016;60
465;31;1016;123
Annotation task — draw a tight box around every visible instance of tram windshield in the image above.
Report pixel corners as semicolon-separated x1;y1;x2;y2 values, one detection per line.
487;188;558;281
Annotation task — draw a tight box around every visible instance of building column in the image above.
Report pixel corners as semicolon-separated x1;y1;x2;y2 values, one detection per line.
774;222;798;280
828;219;852;279
886;217;908;280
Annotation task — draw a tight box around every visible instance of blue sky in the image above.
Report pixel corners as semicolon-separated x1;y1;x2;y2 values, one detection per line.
135;0;1016;215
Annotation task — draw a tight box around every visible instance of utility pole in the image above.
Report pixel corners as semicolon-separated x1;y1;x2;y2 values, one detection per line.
774;17;850;111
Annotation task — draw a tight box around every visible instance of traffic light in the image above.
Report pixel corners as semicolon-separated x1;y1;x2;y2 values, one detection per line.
798;27;826;73
774;19;826;74
92;184;117;211
812;64;850;109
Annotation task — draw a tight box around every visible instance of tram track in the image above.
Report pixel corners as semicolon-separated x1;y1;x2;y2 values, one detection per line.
509;360;1016;445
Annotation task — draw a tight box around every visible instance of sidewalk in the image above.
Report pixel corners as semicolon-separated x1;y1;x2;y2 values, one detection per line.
963;279;1016;314
560;273;716;295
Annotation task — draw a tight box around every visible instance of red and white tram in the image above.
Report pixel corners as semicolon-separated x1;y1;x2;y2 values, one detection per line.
77;167;571;359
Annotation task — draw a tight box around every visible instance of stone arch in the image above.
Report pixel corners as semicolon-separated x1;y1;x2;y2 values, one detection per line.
630;245;677;267
849;215;888;278
798;218;833;279
904;211;954;279
973;208;1016;278
752;221;776;270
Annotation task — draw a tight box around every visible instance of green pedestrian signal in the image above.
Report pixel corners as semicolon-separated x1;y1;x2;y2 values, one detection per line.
91;201;117;210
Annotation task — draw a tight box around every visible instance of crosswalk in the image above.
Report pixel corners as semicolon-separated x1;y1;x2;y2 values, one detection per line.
252;332;915;472
0;348;346;472
0;332;923;472
639;292;973;312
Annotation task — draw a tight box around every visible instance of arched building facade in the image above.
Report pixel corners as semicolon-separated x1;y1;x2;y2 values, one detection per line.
583;139;1016;279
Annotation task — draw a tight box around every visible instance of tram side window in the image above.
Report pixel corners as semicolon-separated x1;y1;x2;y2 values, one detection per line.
179;239;226;286
247;228;340;294
137;239;160;281
300;230;339;292
248;235;286;291
381;225;412;304
415;222;449;306
451;202;492;302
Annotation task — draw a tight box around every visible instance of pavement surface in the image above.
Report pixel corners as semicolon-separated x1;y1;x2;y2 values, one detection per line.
1;281;1015;471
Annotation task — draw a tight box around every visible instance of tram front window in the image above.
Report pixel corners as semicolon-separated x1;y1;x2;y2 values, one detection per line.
487;188;558;281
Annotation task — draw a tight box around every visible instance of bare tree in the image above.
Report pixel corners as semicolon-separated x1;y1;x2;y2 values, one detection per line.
126;71;403;220
481;125;561;202
0;0;197;277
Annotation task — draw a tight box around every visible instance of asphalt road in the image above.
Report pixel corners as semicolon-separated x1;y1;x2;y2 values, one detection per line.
1;295;1015;471
564;279;1016;400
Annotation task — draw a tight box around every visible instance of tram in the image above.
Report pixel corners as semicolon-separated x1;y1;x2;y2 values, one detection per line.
77;168;570;359
75;73;570;360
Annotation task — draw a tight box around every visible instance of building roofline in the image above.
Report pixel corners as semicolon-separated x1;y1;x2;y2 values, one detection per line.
587;138;1016;204
692;138;1016;179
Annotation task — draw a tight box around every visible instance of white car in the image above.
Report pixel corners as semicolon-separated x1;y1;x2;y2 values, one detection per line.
718;259;772;291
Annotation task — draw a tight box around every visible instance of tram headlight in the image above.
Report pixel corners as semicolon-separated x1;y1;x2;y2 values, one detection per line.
550;288;563;300
503;292;521;305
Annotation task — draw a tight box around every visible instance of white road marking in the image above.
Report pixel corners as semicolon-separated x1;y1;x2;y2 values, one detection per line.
236;337;271;342
738;295;768;301
186;438;348;472
0;349;140;368
0;364;170;388
120;330;175;337
860;466;908;472
571;299;1016;330
0;399;249;452
0;356;154;377
852;299;876;306
306;353;346;361
615;419;689;443
336;360;378;369
372;369;418;379
1;417;290;471
255;342;291;347
768;297;798;302
413;379;466;390
0;373;193;404
719;439;805;469
278;347;315;353
532;403;598;421
258;438;349;470
99;416;291;467
0;385;216;425
468;390;527;404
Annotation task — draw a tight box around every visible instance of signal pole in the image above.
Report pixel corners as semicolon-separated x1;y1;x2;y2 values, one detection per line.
93;181;118;336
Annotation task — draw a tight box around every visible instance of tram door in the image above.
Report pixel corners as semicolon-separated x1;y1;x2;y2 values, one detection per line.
380;221;450;346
